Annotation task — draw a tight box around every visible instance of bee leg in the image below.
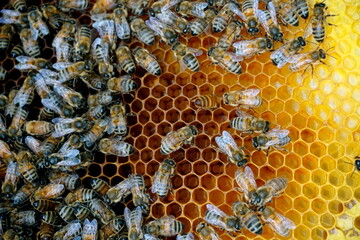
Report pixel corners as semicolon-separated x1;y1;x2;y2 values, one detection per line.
274;146;288;152
266;147;270;156
227;231;236;237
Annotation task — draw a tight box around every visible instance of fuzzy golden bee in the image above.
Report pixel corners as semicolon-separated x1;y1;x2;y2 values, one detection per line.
252;127;291;154
10;0;27;12
193;94;219;110
232;201;263;235
230;110;270;135
99;217;125;240
233;37;273;59
260;206;296;237
107;102;128;136
65;188;97;204
222;88;262;108
24;120;54;136
133;46;162;76
217;20;243;50
89;198;116;224
146;17;179;45
270;36;306;68
131;17;155;45
74;25;92;60
116;45;136;74
27;6;49;39
107;75;138;94
171;42;203;72
230;0;259;35
160;125;198;155
151;158;176;198
196;222;220;240
99;138;135;157
255;2;283;42
105;177;132;204
124;206;144;240
144;215;184;237
208;46;243;74
205;204;240;233
190;8;218;36
20;28;41;57
0;24;15;51
175;1;208;18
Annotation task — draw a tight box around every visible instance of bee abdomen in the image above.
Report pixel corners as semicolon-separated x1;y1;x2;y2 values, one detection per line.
284;11;299;26
183;54;200;72
0;39;10;50
243;214;263;235
120;58;136;74
212;17;227;33
228;61;242;74
190;19;206;35
312;24;325;42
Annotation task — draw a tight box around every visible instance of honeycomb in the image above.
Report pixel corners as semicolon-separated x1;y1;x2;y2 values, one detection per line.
0;0;359;239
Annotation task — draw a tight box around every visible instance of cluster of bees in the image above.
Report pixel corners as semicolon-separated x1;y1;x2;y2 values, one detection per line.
0;0;339;239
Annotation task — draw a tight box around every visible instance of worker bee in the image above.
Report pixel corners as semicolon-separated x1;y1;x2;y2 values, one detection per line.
89;198;116;224
20;28;41;57
9;210;38;226
160;125;198;155
233;37;273;59
0;9;29;28
304;2;335;43
91;37;114;79
41;92;74;118
4;88;18;118
223;88;262;108
48;170;80;190
272;0;299;26
37;135;64;157
124;206;144;240
107;103;128;136
0;95;7;111
106;177;132;204
152;158;176;198
215;130;248;167
15;56;48;72
176;233;195;240
90;178;110;195
130;174;150;213
52;19;76;56
65;188;97;205
131;17;155;45
24;120;54;136
0;140;16;165
270;36;306;68
17;151;39;185
41;3;66;29
230;110;270;135
82;219;98;240
53;83;85;108
288;48;330;73
41;210;62;226
13;76;35;108
212;3;235;33
88;91;114;107
2;161;20;197
80;71;105;90
8;106;28;137
126;0;150;16
74;205;93;221
10;44;25;58
175;1;208;18
99;216;125;240
57;0;89;12
146;17;179;45
83;105;106;122
133;46;162;76
260;206;296;237
10;0;27;12
0;66;7;81
91;0;118;14
33;183;65;200
217;20;243;50
193;95;219;110
252;127;291;154
115;45;136;74
190;8;218;36
32;199;60;212
3;229;20;240
343;156;360;178
156;8;190;34
92;16;117;50
149;0;179;16
0;24;15;51
208;46;243;74
13;183;36;205
108;75;138;94
196;222;220;240
229;1;260;35
255;2;283;42
53;61;88;83
74;25;91;60
52;117;89;138
232;201;262;235
81;118;109;148
53;220;82;240
37;222;55;240
205;204;241;233
171;42;203;72
28;6;49;39
294;0;309;19
144;215;184;237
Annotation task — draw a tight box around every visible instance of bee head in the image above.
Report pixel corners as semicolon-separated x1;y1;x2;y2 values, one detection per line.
298;36;306;46
252;137;259;148
247;27;259;34
164;158;176;166
62;106;74;118
355;159;360;170
189;125;198;135
319;49;327;59
264;121;270;133
237;159;248;167
148;8;156;17
171;42;181;50
273;32;283;41
315;2;326;8
222;93;229;104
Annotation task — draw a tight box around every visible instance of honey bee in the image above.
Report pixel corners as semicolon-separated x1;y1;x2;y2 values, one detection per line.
10;44;25;58
17;151;39;185
255;2;283;42
126;0;150;16
215;130;248;167
4;88;18;118
89;198;116;224
37;135;64;157
81;118;109;148
146;17;179;45
8;106;28;137
10;0;27;12
52;61;88;83
2;161;20;197
82;219;98;240
223;88;262;108
149;0;179;17
288;48;330;73
190;8;218;36
41;3;66;29
53;220;82;240
109;5;131;40
230;110;270;135
107;103;128;136
171;42;203;72
0;140;16;165
28;6;50;39
20;28;40;57
193;95;219;110
32;199;60;212
156;8;190;34
92;16;117;50
0;9;29;28
160;125;198;155
74;205;93;221
83;106;106;122
24;120;54;136
52;19;76;54
53;83;85;108
252;127;290;154
88;91;114;107
80;71;105;90
90;178;110;195
41;92;74;118
124;206;144;240
230;1;260;35
52;117;89;138
233;37;273;59
294;0;309;19
9;210;38;226
91;37;114;79
108;75;138;94
106;177;132;204
196;222;220;240
176;233;195;240
37;222;55;240
144;215;184;237
304;2;335;43
91;0;118;14
211;3;234;33
205;204;241;233
130;17;155;45
57;0;89;12
0;66;7;81
41;210;62;226
272;0;299;26
207;46;243;74
99;216;125;240
133;46;162;76
260;206;296;237
65;188;97;205
74;25;91;60
343;156;360;177
15;56;48;72
270;36;306;68
3;229;20;240
115;45;136;74
130;174;150;213
176;1;208;18
33;183;65;200
0;24;15;51
14;76;35;108
48;170;80;190
217;20;243;50
152;158;176;198
13;183;36;205
232;201;263;235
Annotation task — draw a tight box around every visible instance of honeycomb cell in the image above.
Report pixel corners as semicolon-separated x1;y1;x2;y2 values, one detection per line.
329;170;344;187
176;188;191;204
137;87;150;100
197;110;212;123
225;191;241;205
148;135;161;150
183;84;198;98
159;96;173;110
209;190;224;205
321;213;335;229
177;161;192;175
209;161;224;176
131;100;143;113
167;202;182;218
184;203;200;219
193;161;208;175
181;109;196;123
276;112;291;127
184;174;199;189
144;97;158;111
303;183;319;199
201;174;216;190
168;84;181;98
268;152;284;168
135;136;147;150
259;166;276;181
191;72;206;85
152;85;166;98
192;188;207;204
286;181;301;198
285;153;301;169
338;186;353;201
274;195;292;213
294;168;310;183
166;109;180;123
310;142;326;157
140;149;153;163
217;176;232;192
329;200;344;215
318;126;334;143
152;203;165;218
262;86;276;101
285;99;300;114
303;155;318;170
88;164;102;177
144;74;158;87
311;227;328;240
174;96;189;111
294;224;310;240
185;148;200;162
303;211;319;228
160;73;175;87
312;198;327;214
151;109;164;123
203;122;219;136
176;72;190;86
146;160;159;176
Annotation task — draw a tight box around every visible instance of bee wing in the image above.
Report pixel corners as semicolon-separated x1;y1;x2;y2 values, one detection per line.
0;9;20;17
41;98;61;115
145;17;162;36
215;135;231;156
210;233;221;240
144;234;158;240
274;212;296;229
56;42;72;63
267;2;278;25
124;207;131;228
55;157;81;166
253;0;259;10
157;10;178;25
235;109;253;118
52;62;73;71
52;127;75;138
303;20;313;38
287;52;309;64
15;56;34;63
270;41;289;60
255;10;270;33
134;206;143;229
151;171;160;194
186;233;195;240
115;18;130;39
206;204;227;218
267;127;289;138
222;130;238;150
39;69;58;86
90;13;108;22
13;86;34;107
14;63;38;71
233;40;254;50
187;47;203;57
242;88;260;97
229;2;246;21
229;52;243;62
51;117;72;124
244;166;257;188
30;25;39;40
191;2;208;18
64;222;81;239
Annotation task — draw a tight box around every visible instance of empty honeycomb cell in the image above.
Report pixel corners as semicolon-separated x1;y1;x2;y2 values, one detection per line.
140;149;153;163
172;175;183;189
292;113;307;130
136;162;146;175
294;224;310;240
175;72;190;86
318;126;334;143
312;198;327;214
267;153;284;169
284;99;300;115
269;99;284;114
201;174;216;190
183;84;198;98
143;123;156;137
329;170;344;187
329;143;346;159
131;99;143;113
151;109;164;123
164;50;175;64
176;188;191;204
209;190;224;205
184;174;199;189
143;74;158;87
202;148;217;163
253;74;269;89
177;160;192;175
217;176;232;192
285;153;301;170
148;135;161;150
137;87;150;100
152;203;165;218
167;202;182;218
134;135;147;150
345;114;360;130
197;110;212;123
329;200;344;215
138;110;150;124
225;191;241;206
193;161;208;176
103;164;117;178
222;73;239;86
159;73;174;86
191;72;206;85
247;62;263;76
303;183;319;199
146;160;159;176
311;227;328;240
310;142;326;158
303;155;319;170
167;85;182;98
203;122;219;136
355;216;360;231
311;169;327;186
293;141;309;157
301;129;317;143
338;186;353;201
274;195;292;213
259;166;276;181
195;134;210;149
159;96;173;110
213;109;228;124
192;188;207;205
165;109;180;124
285;181;301;199
144;97;158;111
185;148;200;162
180;109;196;123
321;185;336;200
184;203;200;220
106;155;118;163
261;86;276;101
152;85;166;98
321;213;336;229
88;164;102;177
303;211;319;228
209;161;224;176
336;129;352;144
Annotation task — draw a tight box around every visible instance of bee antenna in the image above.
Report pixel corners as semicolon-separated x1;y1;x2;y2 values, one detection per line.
306;40;318;45
350;168;356;178
171;152;184;161
343;161;354;165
